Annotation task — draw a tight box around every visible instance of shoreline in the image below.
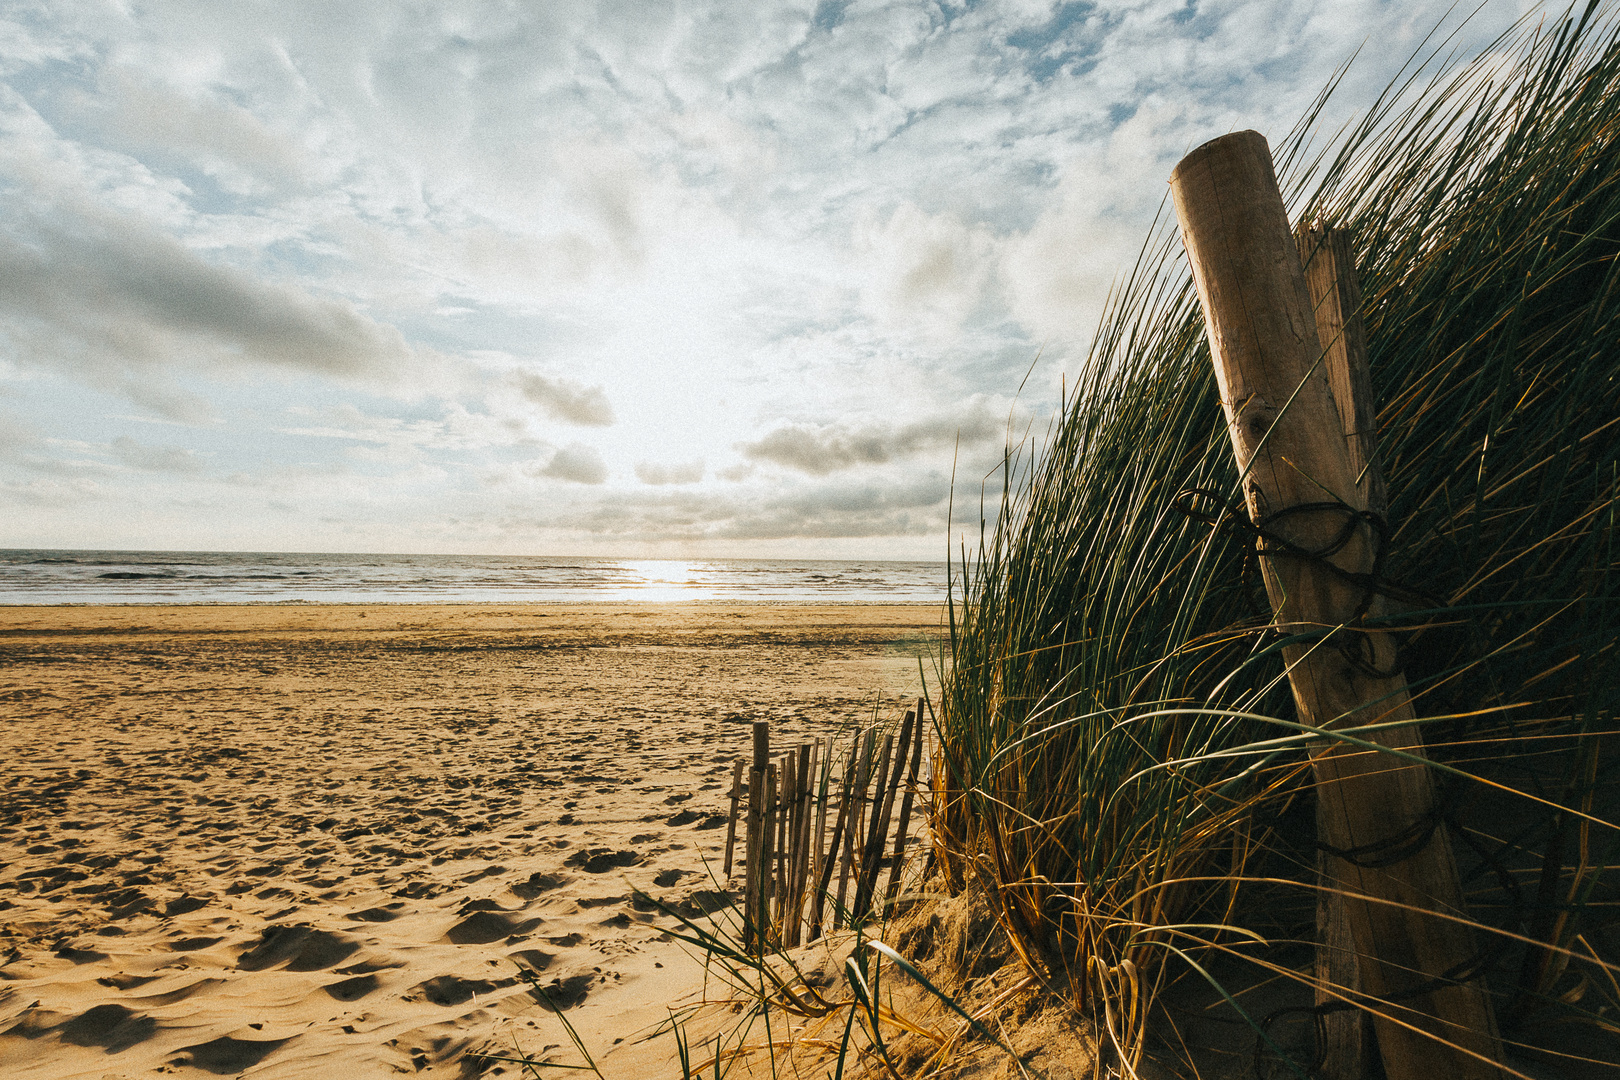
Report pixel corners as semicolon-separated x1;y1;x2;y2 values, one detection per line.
0;598;949;607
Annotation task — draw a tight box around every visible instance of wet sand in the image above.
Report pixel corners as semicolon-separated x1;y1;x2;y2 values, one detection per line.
0;604;942;1078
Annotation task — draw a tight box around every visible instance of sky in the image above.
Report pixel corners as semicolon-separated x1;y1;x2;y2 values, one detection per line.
0;0;1534;559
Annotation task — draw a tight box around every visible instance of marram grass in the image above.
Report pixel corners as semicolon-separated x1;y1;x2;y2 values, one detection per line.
937;2;1620;1074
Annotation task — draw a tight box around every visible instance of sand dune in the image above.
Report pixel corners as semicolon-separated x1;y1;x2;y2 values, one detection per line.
0;604;940;1078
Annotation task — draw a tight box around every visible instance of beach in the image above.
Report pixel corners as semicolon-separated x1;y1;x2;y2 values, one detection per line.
0;603;943;1078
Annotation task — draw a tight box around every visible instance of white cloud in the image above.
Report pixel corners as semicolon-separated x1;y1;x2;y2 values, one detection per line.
741;398;1004;476
0;199;430;387
511;371;615;427
541;443;608;485
857;202;999;336
635;459;704;485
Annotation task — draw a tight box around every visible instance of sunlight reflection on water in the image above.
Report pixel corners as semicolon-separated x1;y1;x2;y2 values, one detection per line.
0;549;947;604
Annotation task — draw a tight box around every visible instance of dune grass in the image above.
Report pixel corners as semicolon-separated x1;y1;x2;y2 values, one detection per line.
936;2;1620;1073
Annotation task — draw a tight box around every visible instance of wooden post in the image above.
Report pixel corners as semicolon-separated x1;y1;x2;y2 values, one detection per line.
813;731;860;938
857;716;910;917
1170;130;1503;1079
808;738;832;939
763;763;778;946
745;721;769;953
836;729;877;924
853;733;895;919
1298;224;1382;1080
789;742;815;946
723;759;745;879
776;749;799;943
743;767;763;952
1297;225;1385;516
885;699;928;906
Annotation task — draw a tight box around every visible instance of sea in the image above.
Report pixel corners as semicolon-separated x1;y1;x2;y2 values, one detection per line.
0;549;950;605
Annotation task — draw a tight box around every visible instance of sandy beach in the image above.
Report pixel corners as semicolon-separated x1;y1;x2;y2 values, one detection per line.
0;604;943;1079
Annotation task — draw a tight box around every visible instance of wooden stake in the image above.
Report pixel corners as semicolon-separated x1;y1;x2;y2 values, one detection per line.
1171;129;1502;1079
773;755;791;934
723;759;744;879
836;728;877;924
858;716;910;918
789;742;815;946
1297;225;1385;515
743;768;763;952
763;763;778;947
813;731;860;938
886;699;928;906
808;737;832;940
745;721;769;952
1298;223;1382;1080
853;733;895;919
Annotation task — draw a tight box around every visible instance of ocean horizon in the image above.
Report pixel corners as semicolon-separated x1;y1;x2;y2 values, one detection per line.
0;548;950;605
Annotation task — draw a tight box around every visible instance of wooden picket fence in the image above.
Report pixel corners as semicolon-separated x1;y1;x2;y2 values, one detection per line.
721;698;929;952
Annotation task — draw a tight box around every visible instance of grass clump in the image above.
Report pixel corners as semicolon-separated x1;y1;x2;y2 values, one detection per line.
936;2;1620;1074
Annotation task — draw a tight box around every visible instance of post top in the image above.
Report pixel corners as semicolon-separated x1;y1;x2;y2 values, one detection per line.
1170;129;1268;185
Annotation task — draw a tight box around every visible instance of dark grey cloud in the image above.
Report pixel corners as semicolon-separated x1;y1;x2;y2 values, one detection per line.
540;443;607;484
740;399;1003;475
549;472;951;541
722;475;952;539
512;371;615;426
0;205;418;384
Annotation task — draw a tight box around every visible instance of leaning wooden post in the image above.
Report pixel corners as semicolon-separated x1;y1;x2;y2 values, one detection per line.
1298;223;1381;1080
812;732;860;938
1170;130;1503;1079
744;721;770;953
762;763;778;946
885;698;928;906
723;759;745;879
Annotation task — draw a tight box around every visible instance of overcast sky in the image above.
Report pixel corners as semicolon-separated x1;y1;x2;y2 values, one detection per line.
0;0;1531;559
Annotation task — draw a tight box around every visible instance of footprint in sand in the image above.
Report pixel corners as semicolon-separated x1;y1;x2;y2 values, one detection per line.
169;1033;295;1074
506;949;554;972
444;910;542;945
320;973;380;1001
235;926;360;972
527;972;594;1011
509;871;567;899
3;1003;158;1055
562;847;639;873
408;974;503;1006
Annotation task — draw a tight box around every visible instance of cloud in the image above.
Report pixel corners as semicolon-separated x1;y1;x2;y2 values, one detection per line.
635;459;704;485
0;0;1532;556
0;413;38;454
0;202;426;390
110;435;205;474
512;371;615;426
740;399;1004;476
857;203;999;335
74;66;310;195
719;475;953;539
540;443;608;484
547;471;954;543
278;403;536;455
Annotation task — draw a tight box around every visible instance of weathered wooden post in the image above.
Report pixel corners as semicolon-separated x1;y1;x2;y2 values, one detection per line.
1298;223;1381;1080
1170;130;1503;1079
744;721;770;953
811;731;861;938
723;759;745;879
885;698;928;906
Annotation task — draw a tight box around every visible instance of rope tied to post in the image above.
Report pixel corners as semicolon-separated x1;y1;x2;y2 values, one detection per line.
1172;487;1449;680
